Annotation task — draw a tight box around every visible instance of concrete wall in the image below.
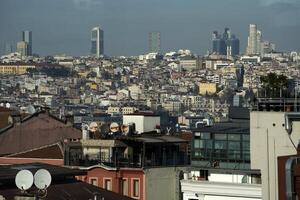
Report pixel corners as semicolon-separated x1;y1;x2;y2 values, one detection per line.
145;167;186;200
250;112;300;200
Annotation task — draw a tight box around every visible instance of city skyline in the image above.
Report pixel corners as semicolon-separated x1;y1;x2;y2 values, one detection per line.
1;0;300;56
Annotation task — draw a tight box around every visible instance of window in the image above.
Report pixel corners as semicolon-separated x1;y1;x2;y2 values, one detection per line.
242;134;250;141
215;133;227;140
132;179;140;198
89;178;98;186
200;132;211;139
228;134;240;141
120;178;128;196
104;179;112;191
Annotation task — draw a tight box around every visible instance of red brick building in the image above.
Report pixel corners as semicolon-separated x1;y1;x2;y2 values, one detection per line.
78;166;145;199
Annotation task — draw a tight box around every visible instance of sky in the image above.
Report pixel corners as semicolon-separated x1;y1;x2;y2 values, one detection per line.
0;0;300;56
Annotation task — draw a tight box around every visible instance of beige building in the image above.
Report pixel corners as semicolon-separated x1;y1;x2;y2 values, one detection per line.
0;64;36;75
250;112;300;200
199;82;217;95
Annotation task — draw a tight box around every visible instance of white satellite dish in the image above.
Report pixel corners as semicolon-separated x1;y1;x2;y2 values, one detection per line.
34;169;52;190
89;122;98;133
110;122;119;133
15;170;34;191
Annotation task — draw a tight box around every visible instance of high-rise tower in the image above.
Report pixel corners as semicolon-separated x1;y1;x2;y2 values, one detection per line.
22;31;32;56
246;24;262;55
148;32;161;53
91;27;104;57
212;28;239;56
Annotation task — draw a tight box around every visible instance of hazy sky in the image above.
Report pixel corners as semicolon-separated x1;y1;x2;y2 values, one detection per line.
0;0;300;56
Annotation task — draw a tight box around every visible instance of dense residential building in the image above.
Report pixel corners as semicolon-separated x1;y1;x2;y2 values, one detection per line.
91;26;104;57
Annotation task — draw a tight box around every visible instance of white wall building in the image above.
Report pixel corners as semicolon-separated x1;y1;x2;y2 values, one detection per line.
250;112;300;200
123;114;160;134
181;171;262;200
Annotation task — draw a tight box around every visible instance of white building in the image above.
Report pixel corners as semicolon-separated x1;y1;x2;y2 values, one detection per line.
123;114;160;134
181;170;262;200
250;112;300;200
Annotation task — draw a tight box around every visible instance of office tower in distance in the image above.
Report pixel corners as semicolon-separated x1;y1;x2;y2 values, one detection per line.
22;31;32;55
148;32;161;53
212;28;239;56
212;31;227;55
91;26;104;57
246;24;262;55
17;41;28;57
227;34;240;56
5;43;13;55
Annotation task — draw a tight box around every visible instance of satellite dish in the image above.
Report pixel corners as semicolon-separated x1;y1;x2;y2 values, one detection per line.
34;169;52;190
110;122;119;133
121;124;129;135
15;170;34;191
27;105;36;114
89;122;98;133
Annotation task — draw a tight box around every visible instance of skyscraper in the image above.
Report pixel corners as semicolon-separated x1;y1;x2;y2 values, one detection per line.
17;41;28;57
212;31;226;55
148;32;161;53
212;28;239;56
91;27;104;57
22;31;32;56
246;24;262;55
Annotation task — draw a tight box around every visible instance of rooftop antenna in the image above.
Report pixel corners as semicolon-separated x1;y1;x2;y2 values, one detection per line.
15;170;34;192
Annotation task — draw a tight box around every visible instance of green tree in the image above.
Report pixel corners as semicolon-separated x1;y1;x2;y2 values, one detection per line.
260;73;288;98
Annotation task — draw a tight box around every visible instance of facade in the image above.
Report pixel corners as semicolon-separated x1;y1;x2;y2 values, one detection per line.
148;32;161;53
65;134;189;200
16;41;28;57
246;24;262;55
250;111;300;200
91;26;104;57
22;30;32;55
78;165;186;200
0;64;36;75
180;58;201;71
199;83;217;95
191;120;250;170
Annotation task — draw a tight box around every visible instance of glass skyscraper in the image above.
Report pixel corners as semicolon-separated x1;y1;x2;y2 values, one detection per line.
212;28;239;56
148;32;161;53
22;31;32;56
91;27;104;57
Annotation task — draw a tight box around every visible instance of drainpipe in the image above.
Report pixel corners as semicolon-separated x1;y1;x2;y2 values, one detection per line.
284;113;300;135
285;112;300;200
286;156;300;200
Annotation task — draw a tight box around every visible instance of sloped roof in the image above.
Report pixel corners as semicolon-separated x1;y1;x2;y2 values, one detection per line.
0;112;81;156
6;143;63;159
